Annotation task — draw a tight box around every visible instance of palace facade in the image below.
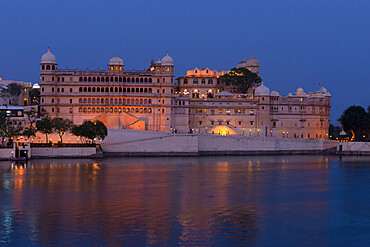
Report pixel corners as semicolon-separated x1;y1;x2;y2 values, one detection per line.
39;49;331;139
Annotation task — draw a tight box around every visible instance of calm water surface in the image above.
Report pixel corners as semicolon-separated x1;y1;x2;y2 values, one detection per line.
0;155;370;246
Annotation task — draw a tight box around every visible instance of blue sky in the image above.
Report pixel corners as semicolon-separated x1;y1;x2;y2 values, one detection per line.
0;0;369;123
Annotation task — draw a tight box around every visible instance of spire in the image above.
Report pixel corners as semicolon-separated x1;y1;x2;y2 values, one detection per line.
166;51;169;56
48;47;50;53
251;52;254;58
242;56;245;61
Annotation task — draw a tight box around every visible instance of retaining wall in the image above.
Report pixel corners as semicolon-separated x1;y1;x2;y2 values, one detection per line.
32;147;96;158
0;148;13;161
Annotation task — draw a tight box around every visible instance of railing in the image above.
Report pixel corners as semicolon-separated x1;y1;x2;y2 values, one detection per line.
31;143;96;148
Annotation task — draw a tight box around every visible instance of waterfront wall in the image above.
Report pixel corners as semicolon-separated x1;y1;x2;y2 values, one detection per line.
0;148;13;160
337;142;370;155
101;129;337;156
32;147;96;158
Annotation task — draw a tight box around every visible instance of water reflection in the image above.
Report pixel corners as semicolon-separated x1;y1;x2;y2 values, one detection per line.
0;155;369;246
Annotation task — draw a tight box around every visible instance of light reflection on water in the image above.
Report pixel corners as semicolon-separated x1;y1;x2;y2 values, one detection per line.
0;155;370;246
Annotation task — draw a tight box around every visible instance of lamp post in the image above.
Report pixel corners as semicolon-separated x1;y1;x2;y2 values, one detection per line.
249;129;252;136
257;129;260;136
243;128;244;135
206;127;208;134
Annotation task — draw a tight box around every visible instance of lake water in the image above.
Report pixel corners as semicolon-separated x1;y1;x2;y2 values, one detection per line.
0;155;370;246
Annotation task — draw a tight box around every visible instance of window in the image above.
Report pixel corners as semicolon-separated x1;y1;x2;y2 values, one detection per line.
193;79;198;85
201;79;205;85
208;79;213;85
184;79;188;84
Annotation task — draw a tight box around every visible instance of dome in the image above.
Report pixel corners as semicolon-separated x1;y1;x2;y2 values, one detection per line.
109;57;124;66
41;48;56;64
287;92;293;97
325;91;331;97
161;52;174;66
271;90;280;96
237;56;247;68
254;82;270;96
246;53;259;66
296;87;304;93
319;86;327;93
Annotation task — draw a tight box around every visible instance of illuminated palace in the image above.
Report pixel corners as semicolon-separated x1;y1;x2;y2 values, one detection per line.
40;49;331;139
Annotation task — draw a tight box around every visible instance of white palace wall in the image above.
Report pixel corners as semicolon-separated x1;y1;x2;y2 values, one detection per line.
100;129;337;155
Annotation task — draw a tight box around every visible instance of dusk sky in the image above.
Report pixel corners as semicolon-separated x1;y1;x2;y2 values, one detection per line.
0;0;369;123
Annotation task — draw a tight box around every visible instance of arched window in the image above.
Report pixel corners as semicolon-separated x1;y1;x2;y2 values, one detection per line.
97;98;100;104
79;77;82;82
52;65;55;70
110;98;113;104
83;98;87;103
140;88;143;93
110;87;113;92
79;98;82;103
93;77;96;82
115;87;118;92
92;87;96;92
119;98;122;104
114;98;118;104
105;98;109;104
114;108;118;113
119;87;122;92
135;99;139;104
84;77;87;82
79;107;82;112
144;99;147;104
184;79;188;84
79;87;82;92
101;77;105;82
201;79;205;85
101;87;104;92
97;77;100;82
123;99;126;104
88;98;91;103
123;88;126;93
148;108;152;113
148;99;152;104
140;78;143;83
127;78;130;82
88;77;91;82
119;77;122;82
115;77;118;82
92;108;95;113
42;65;45;70
131;99;135;104
123;77;126;82
105;88;109;92
92;98;95;104
101;98;104;104
144;88;147;93
46;65;50;70
149;88;152;93
208;79;213;84
97;87;100;92
144;108;148;113
140;99;143;104
110;77;113;82
136;88;139;93
193;79;198;85
136;78;139;83
149;78;152;83
144;78;147;83
127;88;130;93
84;87;87;92
88;87;91;92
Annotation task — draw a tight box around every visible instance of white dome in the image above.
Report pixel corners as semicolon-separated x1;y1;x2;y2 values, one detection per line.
287;92;293;97
41;48;56;64
325;91;331;97
161;52;174;66
296;87;304;93
237;56;247;68
319;86;327;93
254;82;270;96
109;57;124;66
246;54;259;66
271;90;280;96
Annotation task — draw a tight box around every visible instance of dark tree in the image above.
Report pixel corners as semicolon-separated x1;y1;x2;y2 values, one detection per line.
0;83;23;105
71;120;108;143
28;89;40;105
36;117;53;143
51;118;73;143
329;124;342;140
338;106;367;141
23;126;37;139
221;67;262;93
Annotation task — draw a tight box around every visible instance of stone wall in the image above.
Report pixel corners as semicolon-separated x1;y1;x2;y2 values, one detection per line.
0;148;13;160
337;142;370;155
32;147;96;158
100;129;337;156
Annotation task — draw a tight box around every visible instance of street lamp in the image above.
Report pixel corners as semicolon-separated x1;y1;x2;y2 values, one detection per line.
249;129;252;136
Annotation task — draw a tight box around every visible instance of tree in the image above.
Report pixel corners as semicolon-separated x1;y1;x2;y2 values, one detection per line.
0;112;10;146
28;89;40;105
23;126;37;139
24;107;38;128
36;117;54;143
0;83;24;105
52;118;73;143
338;106;367;141
221;67;262;93
329;124;342;140
71;120;108;143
